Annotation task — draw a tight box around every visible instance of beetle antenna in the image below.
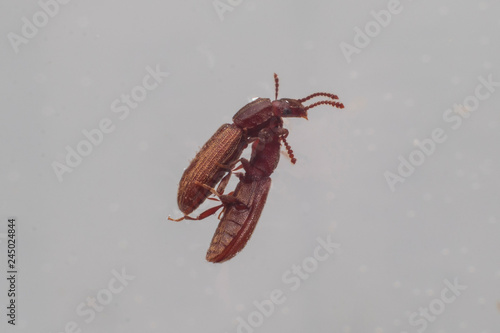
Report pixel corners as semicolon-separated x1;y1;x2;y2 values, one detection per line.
298;92;339;103
280;135;296;164
305;100;344;111
274;73;279;100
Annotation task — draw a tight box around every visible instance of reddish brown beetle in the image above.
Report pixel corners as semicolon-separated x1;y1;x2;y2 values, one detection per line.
174;74;344;216
169;74;344;262
205;129;284;262
171;127;285;262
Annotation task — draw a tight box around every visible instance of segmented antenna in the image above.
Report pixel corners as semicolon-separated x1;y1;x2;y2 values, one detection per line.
280;135;296;164
305;100;344;111
298;92;339;103
274;73;279;100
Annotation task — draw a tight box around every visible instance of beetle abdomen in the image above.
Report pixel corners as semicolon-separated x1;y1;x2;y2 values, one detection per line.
177;124;245;215
206;177;271;263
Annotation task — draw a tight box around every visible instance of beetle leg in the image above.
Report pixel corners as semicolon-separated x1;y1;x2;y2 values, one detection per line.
214;161;232;171
248;127;276;155
244;135;260;146
216;172;232;195
258;128;274;143
255;127;295;164
238;158;251;174
195;181;248;210
273;127;289;138
194;180;220;197
245;118;282;147
232;163;244;172
168;204;225;222
215;159;244;195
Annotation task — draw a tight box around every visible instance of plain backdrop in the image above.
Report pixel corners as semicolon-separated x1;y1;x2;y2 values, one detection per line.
1;1;499;333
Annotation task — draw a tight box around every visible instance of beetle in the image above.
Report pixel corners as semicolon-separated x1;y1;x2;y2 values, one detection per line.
174;74;344;216
206;130;283;262
170;121;291;220
169;74;344;261
171;125;287;262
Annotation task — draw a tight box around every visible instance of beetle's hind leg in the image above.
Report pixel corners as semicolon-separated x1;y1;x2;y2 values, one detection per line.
168;203;225;222
214;159;245;195
194;181;246;209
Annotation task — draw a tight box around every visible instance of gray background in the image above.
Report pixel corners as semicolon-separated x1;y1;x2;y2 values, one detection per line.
1;1;499;332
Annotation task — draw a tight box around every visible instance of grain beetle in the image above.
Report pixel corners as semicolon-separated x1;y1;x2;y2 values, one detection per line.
206;129;283;262
172;126;285;262
174;74;344;216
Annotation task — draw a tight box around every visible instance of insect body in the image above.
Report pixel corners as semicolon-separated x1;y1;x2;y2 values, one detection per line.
176;74;343;215
206;130;282;262
170;74;344;262
177;123;246;215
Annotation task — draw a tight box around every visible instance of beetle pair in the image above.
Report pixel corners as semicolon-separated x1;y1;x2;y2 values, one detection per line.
169;74;344;262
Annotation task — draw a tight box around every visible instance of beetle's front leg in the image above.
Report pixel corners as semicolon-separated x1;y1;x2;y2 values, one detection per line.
273;127;289;138
246;127;277;154
253;127;296;164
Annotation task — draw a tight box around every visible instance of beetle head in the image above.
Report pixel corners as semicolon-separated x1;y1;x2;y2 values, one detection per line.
272;99;308;120
271;73;344;121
